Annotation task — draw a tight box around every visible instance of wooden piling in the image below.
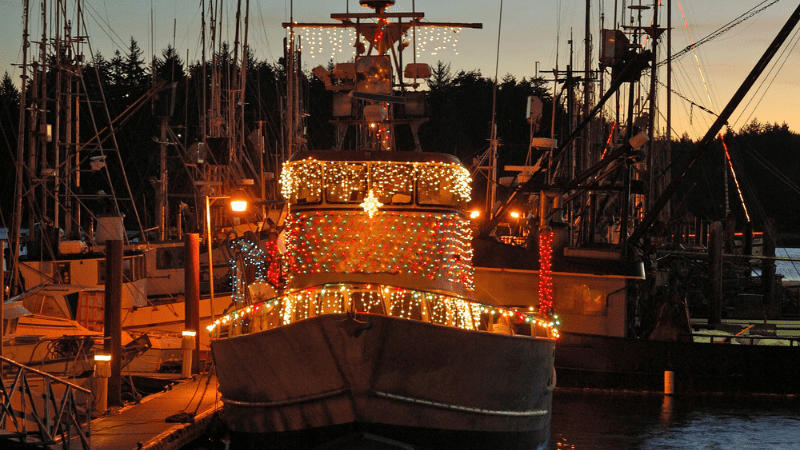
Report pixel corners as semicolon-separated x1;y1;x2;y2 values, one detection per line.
185;233;201;374
104;239;123;406
744;221;754;256
708;221;723;325
1;240;5;377
762;218;776;306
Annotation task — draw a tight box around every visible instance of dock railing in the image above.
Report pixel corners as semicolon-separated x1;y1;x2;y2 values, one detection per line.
1;355;92;449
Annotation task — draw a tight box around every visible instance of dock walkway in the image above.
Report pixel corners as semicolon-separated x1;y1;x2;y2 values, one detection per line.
72;372;221;450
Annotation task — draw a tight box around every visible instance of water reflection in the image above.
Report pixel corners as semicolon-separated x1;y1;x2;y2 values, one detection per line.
549;389;800;449
659;395;675;430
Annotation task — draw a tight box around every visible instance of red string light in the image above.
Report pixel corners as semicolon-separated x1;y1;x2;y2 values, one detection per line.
538;229;554;316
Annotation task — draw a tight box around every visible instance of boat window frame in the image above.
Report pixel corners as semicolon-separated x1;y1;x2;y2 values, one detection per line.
324;162;369;204
285;160;324;205
415;163;460;207
370;162;415;206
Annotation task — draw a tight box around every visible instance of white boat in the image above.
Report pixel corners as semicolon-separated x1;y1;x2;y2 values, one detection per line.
2;283;184;377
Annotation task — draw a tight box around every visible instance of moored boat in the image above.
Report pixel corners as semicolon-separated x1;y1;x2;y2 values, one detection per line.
211;152;557;449
210;2;557;447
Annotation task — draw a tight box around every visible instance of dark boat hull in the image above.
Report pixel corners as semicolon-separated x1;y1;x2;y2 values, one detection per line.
556;331;800;395
212;314;555;449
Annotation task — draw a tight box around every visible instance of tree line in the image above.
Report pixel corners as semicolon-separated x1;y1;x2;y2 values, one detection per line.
1;37;799;236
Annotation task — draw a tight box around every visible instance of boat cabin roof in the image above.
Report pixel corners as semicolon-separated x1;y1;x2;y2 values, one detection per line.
288;150;463;166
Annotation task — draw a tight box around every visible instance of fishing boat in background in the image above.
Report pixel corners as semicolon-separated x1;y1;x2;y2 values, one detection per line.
210;1;557;448
470;2;800;395
2;0;285;378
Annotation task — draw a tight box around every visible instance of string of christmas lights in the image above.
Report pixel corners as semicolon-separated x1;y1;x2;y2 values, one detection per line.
282;210;474;291
215;154;560;343
414;26;462;57
279;159;472;207
207;282;558;339
291;25;462;60
538;229;555;316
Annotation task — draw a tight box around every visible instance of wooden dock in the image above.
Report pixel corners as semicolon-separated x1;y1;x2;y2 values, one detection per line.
70;372;221;450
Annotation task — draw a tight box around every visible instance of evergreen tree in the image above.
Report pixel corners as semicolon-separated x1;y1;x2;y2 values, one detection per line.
110;50;125;86
1;72;21;107
428;61;452;91
155;45;185;82
88;51;112;87
125;37;148;87
0;71;21;218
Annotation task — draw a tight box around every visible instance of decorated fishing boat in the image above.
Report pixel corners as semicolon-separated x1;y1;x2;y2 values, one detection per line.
211;150;557;448
209;1;557;448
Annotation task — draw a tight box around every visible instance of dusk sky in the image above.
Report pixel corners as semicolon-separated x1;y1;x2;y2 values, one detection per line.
2;0;798;140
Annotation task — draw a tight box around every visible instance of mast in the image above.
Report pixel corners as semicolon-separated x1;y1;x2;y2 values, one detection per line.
30;0;47;239
10;0;31;296
201;0;207;142
487;0;504;218
664;0;672;223
583;0;591;176
646;4;659;216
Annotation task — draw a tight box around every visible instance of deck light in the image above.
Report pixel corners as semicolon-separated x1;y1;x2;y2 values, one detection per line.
230;192;248;213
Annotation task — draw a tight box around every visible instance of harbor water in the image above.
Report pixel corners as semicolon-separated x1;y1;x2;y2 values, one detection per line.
185;388;800;449
776;248;800;284
549;389;800;449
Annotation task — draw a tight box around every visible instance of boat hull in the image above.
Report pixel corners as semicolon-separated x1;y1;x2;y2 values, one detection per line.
556;331;800;394
212;313;555;449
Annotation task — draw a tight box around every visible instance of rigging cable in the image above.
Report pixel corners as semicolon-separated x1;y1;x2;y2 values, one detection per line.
734;23;800;129
739;141;800;197
659;0;782;66
656;80;718;117
674;1;716;118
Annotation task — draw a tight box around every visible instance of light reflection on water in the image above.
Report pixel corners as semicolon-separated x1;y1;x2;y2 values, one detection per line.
549;389;800;449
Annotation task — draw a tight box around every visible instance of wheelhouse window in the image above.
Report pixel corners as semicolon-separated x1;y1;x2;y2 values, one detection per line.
316;289;346;315
124;255;147;282
283;160;323;204
24;294;71;319
100;254;147;283
371;163;414;205
417;164;458;206
386;289;427;321
558;282;606;315
351;290;385;314
325;162;368;203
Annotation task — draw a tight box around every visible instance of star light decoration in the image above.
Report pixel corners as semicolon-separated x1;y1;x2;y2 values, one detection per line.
360;189;383;217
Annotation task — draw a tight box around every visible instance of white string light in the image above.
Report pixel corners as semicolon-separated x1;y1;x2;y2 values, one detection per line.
291;26;462;61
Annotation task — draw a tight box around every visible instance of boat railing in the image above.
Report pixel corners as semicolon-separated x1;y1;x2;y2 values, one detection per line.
9;334;100;377
0;355;92;449
690;332;800;346
208;283;558;340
